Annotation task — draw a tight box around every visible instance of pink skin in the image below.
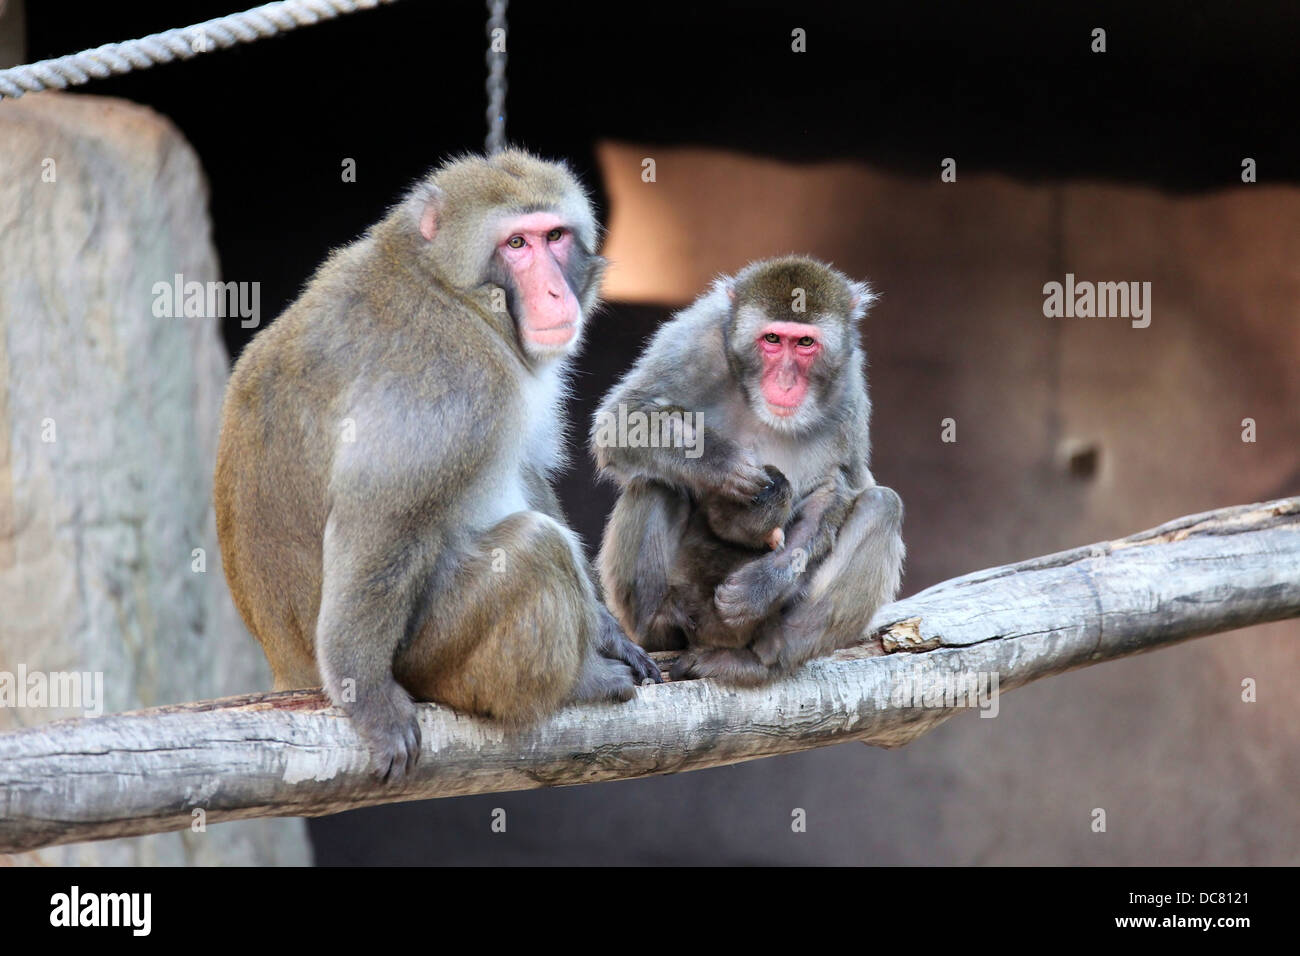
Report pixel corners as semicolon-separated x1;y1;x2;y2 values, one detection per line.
496;212;580;349
756;321;821;417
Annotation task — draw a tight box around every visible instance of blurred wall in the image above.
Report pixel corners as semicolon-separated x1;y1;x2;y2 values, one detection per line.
315;142;1300;865
0;1;25;69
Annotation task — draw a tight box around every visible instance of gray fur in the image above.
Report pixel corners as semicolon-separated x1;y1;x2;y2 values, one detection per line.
216;151;657;782
592;257;904;684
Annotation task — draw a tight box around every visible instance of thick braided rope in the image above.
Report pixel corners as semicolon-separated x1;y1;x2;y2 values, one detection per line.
0;0;400;101
484;0;508;154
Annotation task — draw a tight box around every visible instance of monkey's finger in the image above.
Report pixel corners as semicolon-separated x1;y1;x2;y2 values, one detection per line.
376;724;421;783
623;641;664;684
722;474;769;503
669;652;699;681
602;661;637;701
405;718;423;769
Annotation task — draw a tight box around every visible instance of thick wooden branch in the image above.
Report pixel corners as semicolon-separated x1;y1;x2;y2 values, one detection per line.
2;497;1297;854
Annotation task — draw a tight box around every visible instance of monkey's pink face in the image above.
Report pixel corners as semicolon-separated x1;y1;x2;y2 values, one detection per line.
497;212;581;352
756;321;822;417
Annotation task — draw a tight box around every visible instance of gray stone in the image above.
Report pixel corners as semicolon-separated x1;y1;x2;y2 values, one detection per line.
0;91;310;865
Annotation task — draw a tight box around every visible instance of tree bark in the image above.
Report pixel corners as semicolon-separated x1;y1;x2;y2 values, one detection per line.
1;496;1296;854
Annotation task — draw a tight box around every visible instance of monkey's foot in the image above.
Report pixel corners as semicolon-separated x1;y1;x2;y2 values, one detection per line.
610;635;662;685
597;606;663;684
346;682;422;782
571;655;638;704
669;646;772;686
714;559;789;631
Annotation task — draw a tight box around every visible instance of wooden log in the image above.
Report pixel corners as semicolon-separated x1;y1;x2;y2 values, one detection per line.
1;496;1297;854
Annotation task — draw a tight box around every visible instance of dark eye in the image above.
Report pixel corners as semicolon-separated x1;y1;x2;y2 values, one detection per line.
507;235;526;249
546;227;565;242
797;336;815;347
764;333;780;344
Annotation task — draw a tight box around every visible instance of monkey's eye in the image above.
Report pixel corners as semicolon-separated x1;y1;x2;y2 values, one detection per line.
797;336;815;347
546;227;565;242
764;333;781;344
507;235;526;249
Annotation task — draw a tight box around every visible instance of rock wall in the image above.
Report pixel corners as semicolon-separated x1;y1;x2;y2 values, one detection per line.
0;91;310;865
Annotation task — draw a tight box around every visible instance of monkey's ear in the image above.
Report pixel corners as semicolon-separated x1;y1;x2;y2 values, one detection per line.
848;281;878;320
408;182;445;242
724;281;737;303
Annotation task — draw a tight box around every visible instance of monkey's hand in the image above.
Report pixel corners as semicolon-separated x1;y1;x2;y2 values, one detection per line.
596;604;663;684
714;449;776;505
344;680;422;782
714;554;795;631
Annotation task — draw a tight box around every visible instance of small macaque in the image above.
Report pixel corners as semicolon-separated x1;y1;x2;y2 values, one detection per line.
593;256;904;685
664;465;794;646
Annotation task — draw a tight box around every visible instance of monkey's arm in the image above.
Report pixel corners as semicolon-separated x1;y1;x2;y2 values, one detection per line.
591;313;774;502
782;476;857;572
523;467;662;684
316;477;441;781
591;388;771;503
314;376;504;779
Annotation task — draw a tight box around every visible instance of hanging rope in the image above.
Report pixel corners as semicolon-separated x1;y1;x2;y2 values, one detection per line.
0;0;400;102
484;0;508;154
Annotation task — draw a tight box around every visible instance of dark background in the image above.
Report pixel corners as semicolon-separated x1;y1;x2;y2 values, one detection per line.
26;0;1300;354
23;0;1300;864
27;0;1300;549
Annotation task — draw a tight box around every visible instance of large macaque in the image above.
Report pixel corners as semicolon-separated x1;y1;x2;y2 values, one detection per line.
593;256;904;684
215;150;659;780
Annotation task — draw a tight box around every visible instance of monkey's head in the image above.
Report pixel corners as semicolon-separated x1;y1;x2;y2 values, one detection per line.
704;465;793;551
400;149;606;363
723;256;876;433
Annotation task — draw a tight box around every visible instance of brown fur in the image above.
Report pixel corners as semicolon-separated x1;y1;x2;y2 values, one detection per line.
216;150;657;780
662;465;794;648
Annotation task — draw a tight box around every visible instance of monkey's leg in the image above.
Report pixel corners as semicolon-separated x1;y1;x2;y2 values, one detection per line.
597;483;693;651
753;485;905;675
523;466;662;684
397;510;637;724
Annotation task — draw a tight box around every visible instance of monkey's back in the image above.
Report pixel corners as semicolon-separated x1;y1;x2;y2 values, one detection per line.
214;242;522;688
214;288;347;686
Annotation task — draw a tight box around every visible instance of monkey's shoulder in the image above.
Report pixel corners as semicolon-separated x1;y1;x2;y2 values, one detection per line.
622;306;732;402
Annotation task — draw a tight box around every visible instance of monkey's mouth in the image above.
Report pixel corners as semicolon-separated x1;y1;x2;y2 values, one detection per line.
526;321;577;347
765;399;802;417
